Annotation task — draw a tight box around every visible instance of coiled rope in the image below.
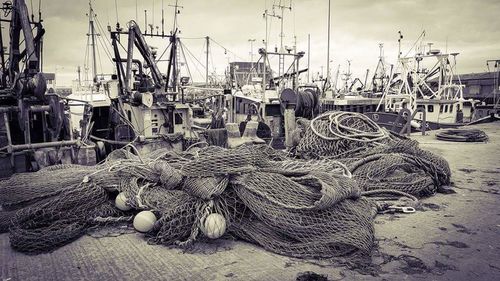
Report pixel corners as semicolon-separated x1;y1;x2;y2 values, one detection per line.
310;112;388;142
436;128;488;142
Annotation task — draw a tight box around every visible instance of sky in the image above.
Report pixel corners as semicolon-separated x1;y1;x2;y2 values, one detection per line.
24;0;500;86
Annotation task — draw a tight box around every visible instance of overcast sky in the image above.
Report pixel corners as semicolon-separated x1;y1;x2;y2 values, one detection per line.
30;0;500;86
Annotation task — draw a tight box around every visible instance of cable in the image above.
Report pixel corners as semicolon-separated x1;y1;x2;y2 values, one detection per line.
209;38;246;61
436;128;488;142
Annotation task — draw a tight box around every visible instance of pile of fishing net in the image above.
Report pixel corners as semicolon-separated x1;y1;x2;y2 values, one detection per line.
0;111;451;260
293;111;451;197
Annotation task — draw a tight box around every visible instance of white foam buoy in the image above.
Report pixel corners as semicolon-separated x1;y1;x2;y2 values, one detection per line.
133;211;157;233
201;213;227;239
115;192;132;211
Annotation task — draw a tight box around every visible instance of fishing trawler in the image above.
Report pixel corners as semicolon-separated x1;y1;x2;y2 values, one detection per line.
469;59;500;121
365;35;477;132
320;57;383;114
68;1;217;159
226;2;320;147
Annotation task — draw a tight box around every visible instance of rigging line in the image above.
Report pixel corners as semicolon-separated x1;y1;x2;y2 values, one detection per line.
116;38;128;53
96;36;113;64
179;42;193;83
94;16;115;54
183;44;206;81
95;33;113;63
186;49;205;82
209;38;246;61
198;40;206;66
182;42;206;69
96;38;104;76
209;44;216;73
403;30;426;58
181;41;205;79
156;40;172;62
179;37;205;40
93;18;114;62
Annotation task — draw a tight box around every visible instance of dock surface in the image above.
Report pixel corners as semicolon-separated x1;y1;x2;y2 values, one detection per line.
1;123;499;281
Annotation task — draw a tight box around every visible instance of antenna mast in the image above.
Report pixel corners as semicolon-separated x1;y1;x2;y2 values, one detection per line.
326;0;331;86
272;0;291;77
169;0;183;31
87;1;99;85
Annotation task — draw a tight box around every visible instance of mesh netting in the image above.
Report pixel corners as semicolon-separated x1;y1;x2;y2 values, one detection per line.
295;112;390;159
0;111;451;259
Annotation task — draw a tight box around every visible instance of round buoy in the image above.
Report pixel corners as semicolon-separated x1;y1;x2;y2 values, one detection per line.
115;192;131;211
133;211;157;233
202;213;226;239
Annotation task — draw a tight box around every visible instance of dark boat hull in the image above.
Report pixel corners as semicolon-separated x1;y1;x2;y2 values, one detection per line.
364;111;467;134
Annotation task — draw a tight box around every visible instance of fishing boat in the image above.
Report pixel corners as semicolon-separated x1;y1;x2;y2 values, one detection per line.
67;2;111;144
225;1;320;148
66;0;219;159
469;59;500;121
365;34;477;132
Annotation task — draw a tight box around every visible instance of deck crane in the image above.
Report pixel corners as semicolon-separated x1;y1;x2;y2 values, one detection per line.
0;0;77;176
93;20;208;154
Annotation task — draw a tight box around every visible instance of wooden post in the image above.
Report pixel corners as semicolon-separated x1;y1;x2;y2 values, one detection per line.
284;107;296;148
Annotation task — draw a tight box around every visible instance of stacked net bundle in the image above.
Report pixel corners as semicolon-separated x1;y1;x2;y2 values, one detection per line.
292;112;451;197
180;145;271;176
0;164;95;211
0;155;151;252
9;182;122;253
226;170;374;258
295;112;390;159
341;138;451;196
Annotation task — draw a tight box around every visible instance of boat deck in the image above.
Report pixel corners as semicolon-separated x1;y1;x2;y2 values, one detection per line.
1;123;500;281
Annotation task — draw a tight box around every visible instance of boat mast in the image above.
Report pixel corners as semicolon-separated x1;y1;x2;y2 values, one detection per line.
206;36;209;86
168;0;183;93
307;34;310;83
89;1;97;84
326;0;331;86
273;0;291;78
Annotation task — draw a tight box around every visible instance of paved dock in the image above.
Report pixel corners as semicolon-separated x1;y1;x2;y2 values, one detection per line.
1;123;499;281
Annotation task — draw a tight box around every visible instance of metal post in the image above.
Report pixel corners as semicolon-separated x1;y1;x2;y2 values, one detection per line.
206;36;209;86
326;0;331;85
248;38;255;80
307;34;310;83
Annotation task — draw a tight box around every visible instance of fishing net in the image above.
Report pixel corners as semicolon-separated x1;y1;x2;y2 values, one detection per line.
295;112;390;159
292;112;451;197
0;111;451;260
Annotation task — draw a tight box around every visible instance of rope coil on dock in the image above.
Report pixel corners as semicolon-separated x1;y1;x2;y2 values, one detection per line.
436;129;488;142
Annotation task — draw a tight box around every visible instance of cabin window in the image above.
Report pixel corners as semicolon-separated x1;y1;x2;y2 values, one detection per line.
427;105;434;112
439;105;444;113
456;104;460;111
469;85;481;95
174;113;183;125
444;105;448;113
450;104;453;113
